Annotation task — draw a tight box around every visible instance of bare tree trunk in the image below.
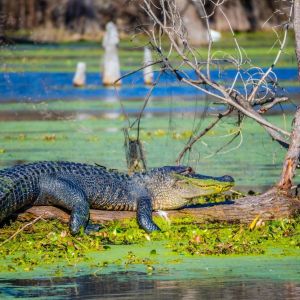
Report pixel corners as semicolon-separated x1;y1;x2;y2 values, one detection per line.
276;2;300;190
278;108;300;190
27;0;36;28
295;0;300;79
19;0;26;29
0;0;5;42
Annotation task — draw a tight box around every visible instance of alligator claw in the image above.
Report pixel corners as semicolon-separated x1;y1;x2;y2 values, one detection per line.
84;223;103;234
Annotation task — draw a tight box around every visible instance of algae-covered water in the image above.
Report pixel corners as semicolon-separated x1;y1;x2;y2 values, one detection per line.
1;261;300;299
0;236;300;299
1;245;300;299
0;103;295;190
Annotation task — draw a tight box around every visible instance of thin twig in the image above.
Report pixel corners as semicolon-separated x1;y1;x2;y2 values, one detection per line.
114;60;163;85
131;71;163;139
248;4;293;103
176;108;233;164
182;78;290;137
0;216;43;247
258;97;289;113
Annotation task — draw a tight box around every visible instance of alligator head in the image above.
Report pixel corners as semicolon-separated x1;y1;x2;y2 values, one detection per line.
143;166;234;210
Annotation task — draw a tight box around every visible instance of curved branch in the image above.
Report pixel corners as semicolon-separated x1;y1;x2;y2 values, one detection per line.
142;0;291;140
176;108;232;164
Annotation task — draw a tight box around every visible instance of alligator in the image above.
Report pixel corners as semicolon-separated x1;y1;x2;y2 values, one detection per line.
0;162;234;234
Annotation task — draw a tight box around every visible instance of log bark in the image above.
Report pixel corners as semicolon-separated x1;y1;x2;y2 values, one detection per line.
14;189;300;225
277;2;300;190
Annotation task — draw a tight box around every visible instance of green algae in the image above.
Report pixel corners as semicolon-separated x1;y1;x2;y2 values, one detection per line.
0;113;292;188
0;213;299;278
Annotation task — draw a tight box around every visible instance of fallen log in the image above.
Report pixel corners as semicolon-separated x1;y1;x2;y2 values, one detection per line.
14;188;300;225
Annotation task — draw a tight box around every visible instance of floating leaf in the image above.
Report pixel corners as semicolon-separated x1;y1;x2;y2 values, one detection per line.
43;134;56;141
150;249;157;255
154;129;166;137
249;215;261;231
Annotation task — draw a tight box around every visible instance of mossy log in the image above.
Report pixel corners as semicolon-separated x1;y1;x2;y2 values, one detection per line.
15;188;300;225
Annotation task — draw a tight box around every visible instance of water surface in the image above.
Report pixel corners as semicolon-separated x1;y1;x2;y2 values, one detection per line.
1;255;300;300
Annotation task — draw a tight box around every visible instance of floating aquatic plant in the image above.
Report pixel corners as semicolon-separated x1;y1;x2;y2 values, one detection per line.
0;213;299;274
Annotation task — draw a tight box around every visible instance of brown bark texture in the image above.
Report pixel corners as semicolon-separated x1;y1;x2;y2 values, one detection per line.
1;0;287;41
278;107;300;189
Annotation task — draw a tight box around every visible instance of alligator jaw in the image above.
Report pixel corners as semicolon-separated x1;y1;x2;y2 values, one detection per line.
174;172;235;198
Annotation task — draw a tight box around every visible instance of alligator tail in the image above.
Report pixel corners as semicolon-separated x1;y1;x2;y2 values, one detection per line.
0;172;39;223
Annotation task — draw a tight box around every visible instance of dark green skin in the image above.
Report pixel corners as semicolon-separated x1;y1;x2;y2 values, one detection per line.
0;162;234;234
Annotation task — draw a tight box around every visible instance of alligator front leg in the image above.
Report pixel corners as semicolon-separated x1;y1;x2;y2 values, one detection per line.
37;175;90;235
137;196;161;233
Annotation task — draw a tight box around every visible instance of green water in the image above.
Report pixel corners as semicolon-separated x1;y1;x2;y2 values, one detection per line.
0;108;292;189
0;242;299;299
1;240;300;280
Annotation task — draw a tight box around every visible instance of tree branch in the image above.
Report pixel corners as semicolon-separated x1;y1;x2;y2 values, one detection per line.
141;0;293;158
176;108;232;164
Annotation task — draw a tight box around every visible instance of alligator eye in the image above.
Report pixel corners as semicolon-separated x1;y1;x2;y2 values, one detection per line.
187;167;194;174
179;167;194;175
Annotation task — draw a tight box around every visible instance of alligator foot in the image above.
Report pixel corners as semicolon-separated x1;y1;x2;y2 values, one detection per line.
137;196;161;233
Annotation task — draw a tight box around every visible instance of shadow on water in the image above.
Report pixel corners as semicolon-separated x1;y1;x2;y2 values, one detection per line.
1;271;300;300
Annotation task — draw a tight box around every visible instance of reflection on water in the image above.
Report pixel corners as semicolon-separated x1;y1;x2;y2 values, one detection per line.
1;271;300;300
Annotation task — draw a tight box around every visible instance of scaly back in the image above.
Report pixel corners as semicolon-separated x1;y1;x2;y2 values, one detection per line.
0;161;110;222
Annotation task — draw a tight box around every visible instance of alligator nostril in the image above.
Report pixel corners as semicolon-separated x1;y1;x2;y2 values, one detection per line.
222;175;234;182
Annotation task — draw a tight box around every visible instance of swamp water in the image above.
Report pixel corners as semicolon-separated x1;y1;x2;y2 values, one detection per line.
0;241;300;299
0;41;299;299
1;269;300;299
1;67;299;189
